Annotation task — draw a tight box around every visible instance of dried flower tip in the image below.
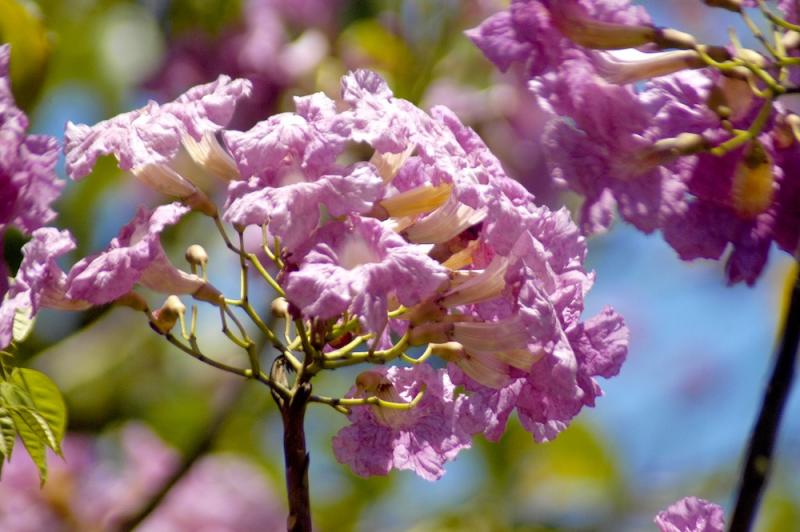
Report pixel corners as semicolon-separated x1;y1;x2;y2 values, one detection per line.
732;140;775;218
653;28;697;50
150;295;186;334
702;0;742;12
115;292;149;312
192;282;224;306
183;133;241;181
551;3;658;49
185;244;209;267
271;297;290;318
183;189;217;217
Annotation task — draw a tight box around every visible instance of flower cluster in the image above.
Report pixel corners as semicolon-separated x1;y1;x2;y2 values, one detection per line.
230;69;627;478
39;66;627;480
469;0;800;284
0;423;283;531
0;49;250;350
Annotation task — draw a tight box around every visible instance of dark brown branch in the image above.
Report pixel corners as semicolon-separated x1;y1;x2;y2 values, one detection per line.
280;381;313;532
729;265;800;532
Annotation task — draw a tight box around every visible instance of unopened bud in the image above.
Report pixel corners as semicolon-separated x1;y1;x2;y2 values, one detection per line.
783;31;800;50
133;163;197;198
271;297;290;318
150;295;186;334
185;244;209;268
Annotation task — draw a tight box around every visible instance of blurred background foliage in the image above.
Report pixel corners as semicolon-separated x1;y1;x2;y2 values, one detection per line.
1;0;799;530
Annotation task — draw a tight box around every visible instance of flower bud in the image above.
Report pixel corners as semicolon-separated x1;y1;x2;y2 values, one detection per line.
271;297;290;318
150;295;186;334
185;244;209;268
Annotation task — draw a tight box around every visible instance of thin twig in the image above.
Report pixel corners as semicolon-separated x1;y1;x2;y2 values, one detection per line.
729;264;800;532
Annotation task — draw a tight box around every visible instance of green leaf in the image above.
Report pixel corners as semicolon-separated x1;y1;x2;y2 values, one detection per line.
0;407;15;474
8;407;48;484
10;369;66;453
11;306;34;344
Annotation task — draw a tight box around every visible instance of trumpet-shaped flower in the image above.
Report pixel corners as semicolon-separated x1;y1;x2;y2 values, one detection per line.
285;216;447;333
66;203;206;304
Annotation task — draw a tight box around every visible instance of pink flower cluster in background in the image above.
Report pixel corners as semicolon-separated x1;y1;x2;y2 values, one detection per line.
469;0;800;284
0;423;283;531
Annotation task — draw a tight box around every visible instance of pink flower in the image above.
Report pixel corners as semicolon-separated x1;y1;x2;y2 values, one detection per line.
285;216;447;333
66;203;206;304
332;364;472;481
655;497;725;532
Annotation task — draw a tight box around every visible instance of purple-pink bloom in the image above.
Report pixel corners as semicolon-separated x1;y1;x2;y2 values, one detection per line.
0;45;63;237
654;497;725;532
0;228;88;348
544;69;715;234
332;364;471;481
0;423;282;531
285;215;447;333
440;203;628;442
66;203;204;304
64;75;251;204
222;94;384;250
